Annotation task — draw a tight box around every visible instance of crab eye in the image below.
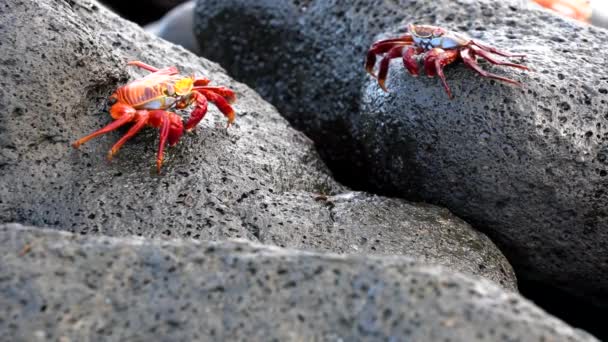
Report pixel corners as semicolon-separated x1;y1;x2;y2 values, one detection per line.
432;28;444;37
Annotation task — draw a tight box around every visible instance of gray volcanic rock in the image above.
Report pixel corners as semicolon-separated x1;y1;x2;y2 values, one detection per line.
193;0;422;178
192;0;608;307
0;0;516;287
358;12;608;308
0;224;598;342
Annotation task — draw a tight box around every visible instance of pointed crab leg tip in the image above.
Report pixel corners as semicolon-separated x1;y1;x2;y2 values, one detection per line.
72;142;80;149
156;161;163;173
377;79;388;92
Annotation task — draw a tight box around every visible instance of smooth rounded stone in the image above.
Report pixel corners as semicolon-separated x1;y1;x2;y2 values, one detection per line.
0;224;598;342
192;0;608;307
145;1;200;54
0;0;516;288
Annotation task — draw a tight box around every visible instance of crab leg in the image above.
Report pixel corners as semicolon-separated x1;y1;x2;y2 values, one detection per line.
146;110;172;172
365;35;413;77
423;49;440;78
432;49;460;99
127;61;179;76
107;113;149;160
403;46;423;76
72;114;134;148
469;46;529;70
377;46;406;91
470;40;526;58
460;49;522;86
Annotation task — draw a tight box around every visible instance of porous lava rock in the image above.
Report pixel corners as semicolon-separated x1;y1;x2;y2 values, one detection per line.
0;0;515;287
0;223;598;341
192;0;608;307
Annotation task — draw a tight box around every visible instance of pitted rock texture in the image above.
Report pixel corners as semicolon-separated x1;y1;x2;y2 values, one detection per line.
358;12;608;308
0;224;598;342
0;0;516;288
192;0;608;307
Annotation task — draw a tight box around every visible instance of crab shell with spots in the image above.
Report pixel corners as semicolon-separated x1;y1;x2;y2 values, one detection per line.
72;61;237;173
365;24;529;98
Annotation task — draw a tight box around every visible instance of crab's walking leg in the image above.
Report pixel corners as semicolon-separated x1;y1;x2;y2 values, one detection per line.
378;46;406;91
470;46;529;70
72;114;134;148
471;40;526;58
423;49;440;78
461;49;522;86
107;113;149;160
432;49;460;99
403;46;423;76
146;110;172;173
127;61;179;75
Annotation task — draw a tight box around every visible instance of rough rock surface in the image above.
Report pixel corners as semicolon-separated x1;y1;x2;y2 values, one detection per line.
0;0;517;288
0;224;598;341
192;0;608;307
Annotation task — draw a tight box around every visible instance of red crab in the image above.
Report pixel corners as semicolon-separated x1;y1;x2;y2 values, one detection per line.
72;61;236;172
365;24;529;98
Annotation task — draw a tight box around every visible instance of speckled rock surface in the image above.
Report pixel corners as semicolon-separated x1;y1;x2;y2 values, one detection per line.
0;0;517;288
0;224;598;342
358;7;608;309
192;0;608;307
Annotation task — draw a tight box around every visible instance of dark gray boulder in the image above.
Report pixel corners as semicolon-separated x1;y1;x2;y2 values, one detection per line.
0;223;598;342
0;0;516;287
192;0;608;307
359;18;608;307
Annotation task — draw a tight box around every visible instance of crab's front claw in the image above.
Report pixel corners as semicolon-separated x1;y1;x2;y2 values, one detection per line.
365;50;378;77
186;88;236;131
168;114;184;146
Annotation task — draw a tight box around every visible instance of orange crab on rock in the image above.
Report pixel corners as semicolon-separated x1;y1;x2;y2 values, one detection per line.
73;61;236;172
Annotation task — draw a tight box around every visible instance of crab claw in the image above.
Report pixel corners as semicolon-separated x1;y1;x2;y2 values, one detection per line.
186;88;236;130
378;46;406;91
